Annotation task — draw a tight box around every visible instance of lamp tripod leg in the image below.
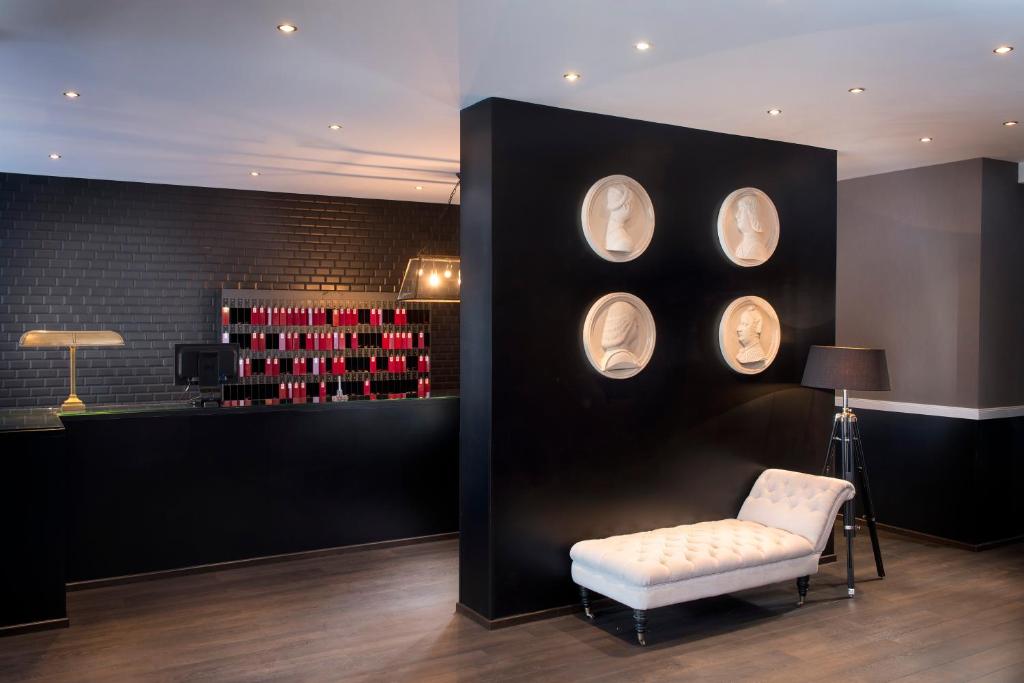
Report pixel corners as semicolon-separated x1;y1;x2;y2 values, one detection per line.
822;416;840;477
852;418;885;578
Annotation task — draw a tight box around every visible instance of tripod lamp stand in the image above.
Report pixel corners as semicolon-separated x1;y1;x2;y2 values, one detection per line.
801;345;889;597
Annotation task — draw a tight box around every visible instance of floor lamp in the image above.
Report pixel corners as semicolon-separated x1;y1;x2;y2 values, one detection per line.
801;345;889;597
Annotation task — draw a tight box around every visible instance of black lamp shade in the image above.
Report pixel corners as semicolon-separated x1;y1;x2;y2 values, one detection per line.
801;346;890;391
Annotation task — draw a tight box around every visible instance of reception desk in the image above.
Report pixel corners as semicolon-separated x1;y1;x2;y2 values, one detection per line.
0;398;459;632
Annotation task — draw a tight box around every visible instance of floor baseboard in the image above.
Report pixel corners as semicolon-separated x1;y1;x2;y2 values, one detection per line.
0;617;69;638
858;519;1024;552
456;598;615;630
67;532;459;591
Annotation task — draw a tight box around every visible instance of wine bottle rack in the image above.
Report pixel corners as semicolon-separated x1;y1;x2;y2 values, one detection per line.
218;289;432;406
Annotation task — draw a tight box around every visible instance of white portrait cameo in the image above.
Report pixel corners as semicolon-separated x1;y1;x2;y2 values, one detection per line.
582;293;656;379
717;187;780;267
718;296;781;375
580;175;655;262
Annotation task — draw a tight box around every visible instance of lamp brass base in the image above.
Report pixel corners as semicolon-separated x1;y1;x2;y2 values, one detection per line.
60;395;86;413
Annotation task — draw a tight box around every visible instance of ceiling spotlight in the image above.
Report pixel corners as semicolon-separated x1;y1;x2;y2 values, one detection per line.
48;153;61;160
63;90;80;99
635;41;651;51
250;170;260;176
563;72;581;82
1003;120;1019;127
328;123;342;130
277;23;297;34
415;185;423;190
993;45;1014;55
767;108;782;116
848;87;866;94
919;137;933;143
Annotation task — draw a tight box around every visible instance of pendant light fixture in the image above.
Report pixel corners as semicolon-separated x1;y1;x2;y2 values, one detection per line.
397;176;461;302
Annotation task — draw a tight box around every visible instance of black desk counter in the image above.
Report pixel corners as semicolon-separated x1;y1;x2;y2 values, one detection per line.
0;409;67;633
1;398;458;632
61;397;459;584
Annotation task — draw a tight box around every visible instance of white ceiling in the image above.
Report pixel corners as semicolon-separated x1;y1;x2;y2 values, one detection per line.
2;0;1022;202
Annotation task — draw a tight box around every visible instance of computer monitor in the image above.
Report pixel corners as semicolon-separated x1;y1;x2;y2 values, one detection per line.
174;343;239;388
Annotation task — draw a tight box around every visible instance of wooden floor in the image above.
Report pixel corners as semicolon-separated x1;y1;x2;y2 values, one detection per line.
1;531;1022;682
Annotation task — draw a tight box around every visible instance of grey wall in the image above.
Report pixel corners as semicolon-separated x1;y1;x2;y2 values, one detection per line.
979;159;1024;408
838;159;983;406
0;173;460;407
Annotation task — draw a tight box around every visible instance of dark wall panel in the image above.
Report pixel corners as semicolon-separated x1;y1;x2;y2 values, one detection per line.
0;173;460;406
460;98;837;620
855;408;1024;547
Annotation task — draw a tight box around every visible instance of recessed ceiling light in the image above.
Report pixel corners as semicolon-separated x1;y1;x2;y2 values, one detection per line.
328;123;342;130
250;170;260;176
848;87;866;94
63;90;80;99
635;41;651;51
48;153;61;160
1003;120;1019;127
767;108;782;116
563;72;581;82
919;137;933;143
415;185;423;190
277;23;297;34
993;45;1014;54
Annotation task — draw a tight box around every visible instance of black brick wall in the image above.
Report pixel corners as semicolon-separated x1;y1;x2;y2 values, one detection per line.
0;172;459;407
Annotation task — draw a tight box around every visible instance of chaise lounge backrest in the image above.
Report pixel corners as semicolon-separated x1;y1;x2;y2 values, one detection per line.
737;468;855;553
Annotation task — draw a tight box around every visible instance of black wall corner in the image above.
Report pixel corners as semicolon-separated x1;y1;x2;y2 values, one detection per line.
458;99;495;616
459;98;837;621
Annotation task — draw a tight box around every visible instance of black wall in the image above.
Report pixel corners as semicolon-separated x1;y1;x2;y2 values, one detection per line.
0;173;460;406
460;98;837;621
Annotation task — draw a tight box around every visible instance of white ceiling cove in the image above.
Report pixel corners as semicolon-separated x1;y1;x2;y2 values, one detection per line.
1;0;1022;202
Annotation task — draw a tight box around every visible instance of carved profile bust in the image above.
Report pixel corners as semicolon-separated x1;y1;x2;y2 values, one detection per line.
735;306;766;365
718;296;781;374
604;183;635;253
582;293;656;379
717;188;779;267
581;175;655;262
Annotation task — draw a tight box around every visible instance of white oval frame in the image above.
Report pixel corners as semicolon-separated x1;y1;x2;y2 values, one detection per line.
580;175;656;262
582;292;657;379
716;187;780;267
718;295;781;375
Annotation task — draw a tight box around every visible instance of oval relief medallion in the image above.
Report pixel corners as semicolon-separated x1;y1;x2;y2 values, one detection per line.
717;187;780;267
582;292;656;379
718;295;781;375
580;175;656;262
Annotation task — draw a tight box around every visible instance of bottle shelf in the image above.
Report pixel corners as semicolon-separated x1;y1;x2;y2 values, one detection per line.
219;291;431;406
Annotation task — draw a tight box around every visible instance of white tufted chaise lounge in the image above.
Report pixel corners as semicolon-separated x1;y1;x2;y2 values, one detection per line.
570;468;855;645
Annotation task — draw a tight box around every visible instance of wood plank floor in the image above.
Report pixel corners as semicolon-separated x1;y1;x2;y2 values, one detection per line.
1;531;1022;682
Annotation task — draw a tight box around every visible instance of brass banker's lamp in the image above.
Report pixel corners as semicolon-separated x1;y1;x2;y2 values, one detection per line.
19;330;125;412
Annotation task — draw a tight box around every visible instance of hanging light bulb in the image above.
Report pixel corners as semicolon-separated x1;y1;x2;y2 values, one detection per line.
417;267;424;277
443;262;453;279
428;270;441;287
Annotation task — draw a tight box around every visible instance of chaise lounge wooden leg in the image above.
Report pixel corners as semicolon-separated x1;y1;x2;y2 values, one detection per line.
633;609;648;646
579;586;593;619
796;575;810;606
